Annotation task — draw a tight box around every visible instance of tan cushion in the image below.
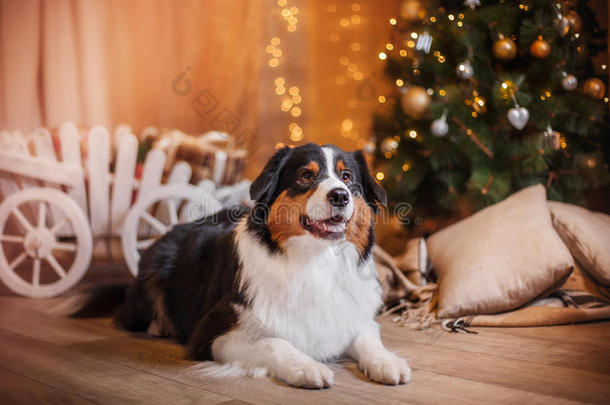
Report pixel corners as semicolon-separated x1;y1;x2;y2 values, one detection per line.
427;184;574;319
548;201;610;286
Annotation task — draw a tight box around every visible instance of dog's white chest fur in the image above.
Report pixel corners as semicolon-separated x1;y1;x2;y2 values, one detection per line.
236;222;381;361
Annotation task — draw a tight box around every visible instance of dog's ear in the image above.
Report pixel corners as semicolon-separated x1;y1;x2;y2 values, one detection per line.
352;150;387;213
250;146;293;204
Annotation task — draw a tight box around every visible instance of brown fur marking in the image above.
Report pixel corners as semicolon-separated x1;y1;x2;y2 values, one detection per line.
267;189;315;247
336;160;347;173
345;196;372;256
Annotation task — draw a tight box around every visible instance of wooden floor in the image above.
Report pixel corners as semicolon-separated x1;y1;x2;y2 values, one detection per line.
1;264;610;405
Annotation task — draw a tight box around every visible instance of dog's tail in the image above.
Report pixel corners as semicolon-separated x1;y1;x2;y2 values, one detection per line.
50;284;128;318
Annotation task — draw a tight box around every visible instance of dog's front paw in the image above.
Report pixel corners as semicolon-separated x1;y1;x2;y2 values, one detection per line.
280;358;334;389
360;352;411;385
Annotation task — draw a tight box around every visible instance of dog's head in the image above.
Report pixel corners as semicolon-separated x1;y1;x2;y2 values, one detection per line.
248;143;386;258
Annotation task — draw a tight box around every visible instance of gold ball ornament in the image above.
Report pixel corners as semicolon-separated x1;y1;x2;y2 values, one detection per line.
582;78;606;100
566;10;583;33
493;37;517;61
399;0;426;21
530;37;551;58
400;86;431;118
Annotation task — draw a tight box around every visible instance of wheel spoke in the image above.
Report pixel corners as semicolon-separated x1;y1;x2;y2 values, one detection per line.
136;238;156;250
12;208;33;231
38;201;46;228
50;218;68;235
53;242;77;252
168;199;178;226
32;258;40;287
0;235;24;243
45;254;66;279
141;211;168;234
9;251;28;270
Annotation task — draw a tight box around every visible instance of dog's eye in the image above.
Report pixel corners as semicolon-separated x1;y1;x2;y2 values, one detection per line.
340;170;352;183
297;169;314;185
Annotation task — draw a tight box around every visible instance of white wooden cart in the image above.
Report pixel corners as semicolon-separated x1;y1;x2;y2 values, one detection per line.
0;122;238;298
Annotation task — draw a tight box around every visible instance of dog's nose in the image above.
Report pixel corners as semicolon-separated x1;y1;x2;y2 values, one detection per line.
327;188;349;208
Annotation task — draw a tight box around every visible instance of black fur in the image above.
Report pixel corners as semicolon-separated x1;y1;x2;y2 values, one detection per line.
117;207;248;359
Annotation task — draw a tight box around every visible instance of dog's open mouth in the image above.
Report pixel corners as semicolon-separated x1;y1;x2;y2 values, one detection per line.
302;215;347;240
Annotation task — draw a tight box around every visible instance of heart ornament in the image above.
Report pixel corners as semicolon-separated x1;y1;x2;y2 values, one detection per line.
507;106;529;130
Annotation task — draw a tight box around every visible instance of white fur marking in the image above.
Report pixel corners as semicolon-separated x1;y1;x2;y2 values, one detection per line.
306;147;354;221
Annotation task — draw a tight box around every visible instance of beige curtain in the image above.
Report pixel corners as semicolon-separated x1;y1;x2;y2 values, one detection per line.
0;0;398;177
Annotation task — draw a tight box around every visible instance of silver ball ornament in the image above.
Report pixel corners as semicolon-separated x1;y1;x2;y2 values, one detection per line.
430;110;449;137
561;73;578;91
456;60;474;80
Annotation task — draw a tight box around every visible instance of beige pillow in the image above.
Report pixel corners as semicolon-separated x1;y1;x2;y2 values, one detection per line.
548;201;610;286
427;184;574;319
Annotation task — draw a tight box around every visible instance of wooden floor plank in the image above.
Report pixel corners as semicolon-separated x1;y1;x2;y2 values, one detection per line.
381;331;610;403
0;296;127;346
0;367;95;405
0;328;231;405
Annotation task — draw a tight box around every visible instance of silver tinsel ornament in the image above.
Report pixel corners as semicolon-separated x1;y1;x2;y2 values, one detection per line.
456;60;474;80
561;72;578;91
430;110;449;137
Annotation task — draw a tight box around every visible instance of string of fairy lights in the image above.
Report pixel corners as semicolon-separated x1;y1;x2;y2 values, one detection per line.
268;0;304;148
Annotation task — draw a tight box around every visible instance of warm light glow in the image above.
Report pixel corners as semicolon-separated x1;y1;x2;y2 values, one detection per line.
351;3;361;11
389;18;397;25
409;130;417;138
407;40;415;48
274;77;285;86
290;106;302;117
339;56;350;66
281;99;293;111
439;89;446;96
278;0;287;6
351;42;361;51
410;32;418;39
271;37;280;46
399;49;407;57
269;58;279;67
342;118;353;131
340;18;350;27
457;21;463;27
348;63;358;72
376;172;385;181
275;142;285;149
402;162;411;172
287;24;297;32
378;96;386;103
458;13;464;19
386;43;394;50
353;71;364;80
275;86;285;95
288;86;299;96
395;79;404;86
378;52;387;60
448;14;455;21
292;94;302;104
430;16;437;23
272;49;282;57
351;15;361;25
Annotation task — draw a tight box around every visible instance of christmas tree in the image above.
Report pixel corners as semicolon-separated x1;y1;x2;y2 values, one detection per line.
373;0;609;219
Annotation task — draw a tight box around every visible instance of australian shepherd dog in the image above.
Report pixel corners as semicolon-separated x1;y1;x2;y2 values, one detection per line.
116;143;411;388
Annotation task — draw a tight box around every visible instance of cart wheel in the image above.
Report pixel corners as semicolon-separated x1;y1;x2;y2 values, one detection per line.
0;188;92;298
121;183;221;277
